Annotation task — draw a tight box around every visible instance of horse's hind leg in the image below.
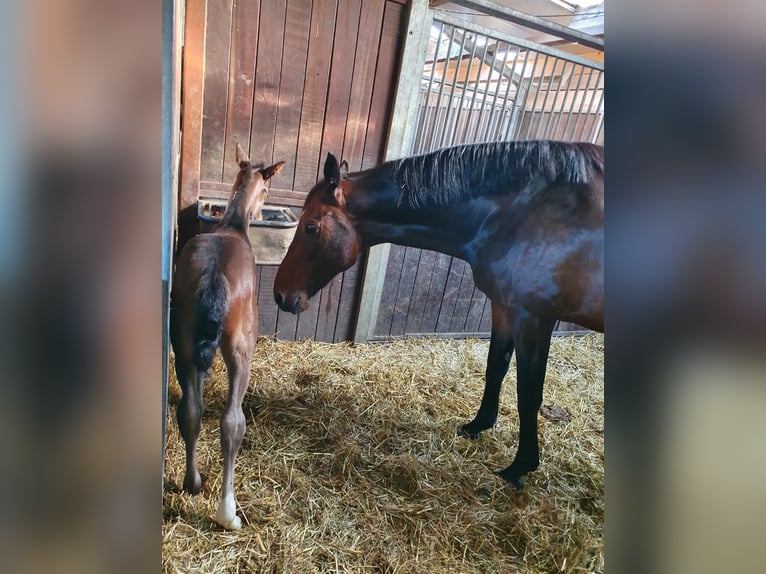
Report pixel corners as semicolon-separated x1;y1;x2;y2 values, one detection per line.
460;302;514;439
498;314;555;488
175;354;205;494
215;333;252;530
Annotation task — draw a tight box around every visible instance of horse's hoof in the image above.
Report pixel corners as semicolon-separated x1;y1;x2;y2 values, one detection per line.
215;513;242;531
457;424;482;440
496;466;525;489
183;471;202;495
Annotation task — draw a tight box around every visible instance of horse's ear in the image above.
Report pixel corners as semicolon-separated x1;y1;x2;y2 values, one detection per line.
235;143;250;167
261;161;286;182
324;152;340;184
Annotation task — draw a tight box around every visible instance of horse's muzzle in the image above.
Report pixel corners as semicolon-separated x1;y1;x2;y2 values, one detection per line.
274;290;305;314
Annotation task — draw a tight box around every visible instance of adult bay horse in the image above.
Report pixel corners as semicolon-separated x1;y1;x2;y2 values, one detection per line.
274;140;603;487
171;144;284;529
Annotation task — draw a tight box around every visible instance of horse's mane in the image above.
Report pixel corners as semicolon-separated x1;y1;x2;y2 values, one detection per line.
390;140;604;209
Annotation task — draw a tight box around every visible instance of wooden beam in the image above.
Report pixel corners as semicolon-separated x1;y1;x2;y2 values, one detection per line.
448;0;604;51
353;0;432;343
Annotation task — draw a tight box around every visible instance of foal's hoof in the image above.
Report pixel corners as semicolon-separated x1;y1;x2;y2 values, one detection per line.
215;513;242;531
457;424;482;440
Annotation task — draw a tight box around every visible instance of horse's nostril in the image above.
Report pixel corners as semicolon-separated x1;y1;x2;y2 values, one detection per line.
274;292;284;307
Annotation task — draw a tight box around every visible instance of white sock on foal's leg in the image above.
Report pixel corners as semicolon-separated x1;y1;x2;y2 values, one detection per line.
215;490;241;530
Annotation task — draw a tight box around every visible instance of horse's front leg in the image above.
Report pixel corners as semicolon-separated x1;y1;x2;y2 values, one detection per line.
459;302;514;439
498;315;554;488
216;335;252;531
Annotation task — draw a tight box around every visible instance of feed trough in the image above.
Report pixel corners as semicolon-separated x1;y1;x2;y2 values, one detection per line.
198;199;298;265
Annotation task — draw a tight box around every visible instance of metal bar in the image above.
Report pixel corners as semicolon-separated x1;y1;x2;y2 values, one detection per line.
447;0;604;51
490;43;523;141
533;56;560;139
592;88;605;144
560;64;590;140
502;45;531;140
575;69;603;141
546;60;577;139
522;52;550;140
424;24;456;151
434;12;603;71
542;59;572;139
465;35;494;143
353;0;431;344
448;29;479;145
568;68;595;141
479;41;507;142
415;21;444;153
438;27;469;148
471;41;497;143
457;31;488;143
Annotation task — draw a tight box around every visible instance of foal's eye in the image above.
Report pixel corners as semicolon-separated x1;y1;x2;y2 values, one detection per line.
305;222;319;235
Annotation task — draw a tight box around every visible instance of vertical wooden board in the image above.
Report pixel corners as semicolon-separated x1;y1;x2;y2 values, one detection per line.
313;0;362;341
200;0;234;181
332;0;386;341
272;0;312;190
435;257;467;332
477;295;491;333
388;247;422;337
463;286;487;333
221;0;260;183
417;251;452;333
177;0;207;252
332;258;364;342
403;249;437;334
450;265;477;332
292;2;338;341
341;0;385;171
362;0;405;168
249;0;287;166
292;1;338;192
373;244;406;337
257;265;279;336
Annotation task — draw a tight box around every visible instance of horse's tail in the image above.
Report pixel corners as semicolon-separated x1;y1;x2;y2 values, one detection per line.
193;271;229;373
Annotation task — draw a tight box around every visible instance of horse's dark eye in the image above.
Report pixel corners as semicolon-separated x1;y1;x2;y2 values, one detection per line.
305;222;319;235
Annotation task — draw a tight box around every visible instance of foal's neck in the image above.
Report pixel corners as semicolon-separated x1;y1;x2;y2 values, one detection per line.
218;185;252;236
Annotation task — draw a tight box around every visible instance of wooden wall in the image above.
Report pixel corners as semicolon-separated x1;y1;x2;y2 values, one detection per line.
179;0;407;342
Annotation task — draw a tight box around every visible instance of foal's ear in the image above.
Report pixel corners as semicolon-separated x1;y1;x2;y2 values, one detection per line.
235;143;250;167
260;161;286;182
323;153;348;185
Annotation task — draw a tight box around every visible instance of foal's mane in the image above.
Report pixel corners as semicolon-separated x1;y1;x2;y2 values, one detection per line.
219;163;264;231
390;140;604;209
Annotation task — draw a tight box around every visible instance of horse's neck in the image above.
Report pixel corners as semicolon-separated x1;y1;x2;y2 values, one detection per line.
349;178;490;262
219;190;252;236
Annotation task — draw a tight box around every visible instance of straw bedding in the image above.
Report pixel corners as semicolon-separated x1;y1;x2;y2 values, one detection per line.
163;334;603;573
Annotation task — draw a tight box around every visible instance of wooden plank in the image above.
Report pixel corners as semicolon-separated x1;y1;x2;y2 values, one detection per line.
177;0;208;253
249;0;286;166
200;0;234;181
436;257;467;333
257;265;279;336
222;0;261;183
313;0;363;343
292;1;339;341
332;0;387;342
353;0;430;342
449;262;476;332
272;0;312;191
361;0;405;169
403;249;437;334
373;244;406;337
417;251;451;333
463;285;487;332
292;1;338;192
389;247;422;336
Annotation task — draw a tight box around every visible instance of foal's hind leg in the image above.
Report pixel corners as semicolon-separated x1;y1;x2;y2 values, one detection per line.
498;315;555;488
215;334;252;530
175;354;205;494
460;303;514;439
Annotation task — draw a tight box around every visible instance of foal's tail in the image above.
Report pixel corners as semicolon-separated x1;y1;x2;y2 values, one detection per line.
193;272;229;374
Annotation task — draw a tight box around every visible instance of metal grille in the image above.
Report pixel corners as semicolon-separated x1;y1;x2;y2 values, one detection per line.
412;17;604;155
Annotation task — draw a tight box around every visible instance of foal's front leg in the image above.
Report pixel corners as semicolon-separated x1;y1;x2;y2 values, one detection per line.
459;303;514;439
216;337;252;531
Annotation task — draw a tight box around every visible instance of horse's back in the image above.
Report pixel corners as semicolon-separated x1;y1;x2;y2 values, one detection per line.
473;179;604;331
